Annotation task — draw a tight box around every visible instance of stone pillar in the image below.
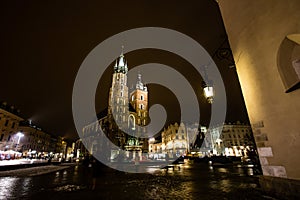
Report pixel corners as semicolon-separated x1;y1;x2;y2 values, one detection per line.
218;0;300;199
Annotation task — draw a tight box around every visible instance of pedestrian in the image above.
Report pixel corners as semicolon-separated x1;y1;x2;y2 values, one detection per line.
91;157;102;190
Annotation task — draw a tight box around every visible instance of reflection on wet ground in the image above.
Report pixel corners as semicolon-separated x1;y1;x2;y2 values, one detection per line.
0;163;271;200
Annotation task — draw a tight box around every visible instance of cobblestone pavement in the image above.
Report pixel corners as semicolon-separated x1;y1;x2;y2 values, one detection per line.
0;165;70;177
0;163;277;200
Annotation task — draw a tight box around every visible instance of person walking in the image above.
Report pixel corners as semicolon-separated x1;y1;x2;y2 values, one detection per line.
91;157;102;190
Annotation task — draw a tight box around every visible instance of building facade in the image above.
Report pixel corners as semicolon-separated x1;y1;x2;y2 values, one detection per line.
18;121;51;158
149;122;189;159
162;122;188;157
0;102;23;152
207;122;255;157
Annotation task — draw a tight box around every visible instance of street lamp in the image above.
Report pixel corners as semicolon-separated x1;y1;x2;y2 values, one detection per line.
201;63;214;104
202;81;214;104
15;132;24;151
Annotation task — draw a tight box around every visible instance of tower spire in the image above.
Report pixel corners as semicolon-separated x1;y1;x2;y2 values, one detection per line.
114;46;128;74
136;73;147;91
121;45;124;56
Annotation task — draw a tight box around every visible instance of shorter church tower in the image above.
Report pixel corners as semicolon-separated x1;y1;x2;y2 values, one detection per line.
129;74;149;152
130;73;149;127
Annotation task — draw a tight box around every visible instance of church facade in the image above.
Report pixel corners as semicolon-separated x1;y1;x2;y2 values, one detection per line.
82;50;149;161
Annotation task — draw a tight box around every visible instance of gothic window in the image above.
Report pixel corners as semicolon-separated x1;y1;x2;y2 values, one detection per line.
120;92;123;97
140;95;144;100
140;104;144;110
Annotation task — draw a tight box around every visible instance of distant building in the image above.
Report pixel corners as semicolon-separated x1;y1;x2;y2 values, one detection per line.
207;122;255;156
149;122;209;159
18;121;51;157
0;102;23;151
161;122;188;157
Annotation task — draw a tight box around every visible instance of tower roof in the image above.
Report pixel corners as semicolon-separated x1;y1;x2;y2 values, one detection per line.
136;73;147;91
114;46;128;74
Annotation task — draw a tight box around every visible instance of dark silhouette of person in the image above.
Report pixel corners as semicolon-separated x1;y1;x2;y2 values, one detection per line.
91;157;103;190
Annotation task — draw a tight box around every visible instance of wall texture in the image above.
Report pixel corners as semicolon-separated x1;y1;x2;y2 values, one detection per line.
218;0;300;180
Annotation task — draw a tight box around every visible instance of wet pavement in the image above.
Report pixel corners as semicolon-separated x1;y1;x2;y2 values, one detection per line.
0;163;276;200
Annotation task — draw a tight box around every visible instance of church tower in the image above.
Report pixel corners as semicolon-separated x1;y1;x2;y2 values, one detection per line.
108;48;129;147
129;74;149;152
130;73;148;128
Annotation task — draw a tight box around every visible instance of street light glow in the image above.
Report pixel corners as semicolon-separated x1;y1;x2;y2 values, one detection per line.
203;85;214;104
16;132;24;137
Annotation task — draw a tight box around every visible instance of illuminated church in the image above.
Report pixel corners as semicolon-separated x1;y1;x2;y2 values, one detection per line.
82;49;149;160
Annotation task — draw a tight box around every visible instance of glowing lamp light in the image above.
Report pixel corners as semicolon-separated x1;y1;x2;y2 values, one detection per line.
16;132;24;150
17;132;24;137
149;138;155;143
203;84;214;104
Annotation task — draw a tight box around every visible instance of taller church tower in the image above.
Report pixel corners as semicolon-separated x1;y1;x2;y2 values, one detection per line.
108;49;129;148
107;48;149;153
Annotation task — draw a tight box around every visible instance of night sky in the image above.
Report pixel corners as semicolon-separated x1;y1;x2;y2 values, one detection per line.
0;0;249;139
